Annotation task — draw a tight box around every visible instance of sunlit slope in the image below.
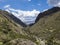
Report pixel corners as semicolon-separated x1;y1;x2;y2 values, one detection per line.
0;10;23;44
0;10;36;45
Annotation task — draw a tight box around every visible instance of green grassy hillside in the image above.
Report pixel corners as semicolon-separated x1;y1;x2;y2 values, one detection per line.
28;9;60;45
0;10;36;45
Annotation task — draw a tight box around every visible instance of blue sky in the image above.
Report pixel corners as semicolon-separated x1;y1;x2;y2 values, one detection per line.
0;0;52;11
0;0;60;24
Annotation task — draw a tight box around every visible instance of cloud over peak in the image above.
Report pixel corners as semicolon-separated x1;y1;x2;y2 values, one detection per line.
4;5;40;24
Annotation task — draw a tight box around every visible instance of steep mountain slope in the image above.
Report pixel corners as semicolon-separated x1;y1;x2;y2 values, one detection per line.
0;10;27;27
27;7;60;45
0;10;36;45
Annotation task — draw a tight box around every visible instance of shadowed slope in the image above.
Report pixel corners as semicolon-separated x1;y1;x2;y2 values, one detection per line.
35;7;60;23
0;10;27;27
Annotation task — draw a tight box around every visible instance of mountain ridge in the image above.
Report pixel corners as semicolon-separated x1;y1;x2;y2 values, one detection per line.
35;7;60;24
0;10;27;27
29;7;60;26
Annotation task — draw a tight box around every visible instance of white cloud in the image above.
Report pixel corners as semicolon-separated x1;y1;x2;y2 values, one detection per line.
4;5;10;8
4;5;40;24
47;0;60;7
42;9;48;12
28;0;31;2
